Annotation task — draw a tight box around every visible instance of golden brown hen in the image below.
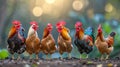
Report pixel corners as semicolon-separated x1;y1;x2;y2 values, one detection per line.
41;23;56;59
26;21;41;59
95;24;116;60
56;21;72;59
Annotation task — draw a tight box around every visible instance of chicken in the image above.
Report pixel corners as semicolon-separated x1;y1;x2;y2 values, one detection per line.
26;21;41;59
41;23;56;59
74;22;95;58
95;24;116;60
56;21;72;59
7;20;26;59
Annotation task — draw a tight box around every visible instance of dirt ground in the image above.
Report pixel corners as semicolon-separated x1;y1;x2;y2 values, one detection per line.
0;57;120;67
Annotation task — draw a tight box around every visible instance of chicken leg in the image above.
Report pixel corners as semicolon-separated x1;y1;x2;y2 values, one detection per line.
30;55;32;59
12;54;14;60
17;54;21;60
49;54;52;59
101;55;104;60
79;54;82;59
106;55;109;60
60;54;63;60
46;55;49;59
86;54;88;59
36;54;39;59
68;53;71;59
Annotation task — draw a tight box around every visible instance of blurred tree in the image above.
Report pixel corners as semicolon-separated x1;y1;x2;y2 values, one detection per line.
0;0;7;48
0;0;17;48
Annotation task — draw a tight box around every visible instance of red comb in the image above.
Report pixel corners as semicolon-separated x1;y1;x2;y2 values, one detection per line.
75;21;82;27
47;23;52;27
56;20;66;27
30;21;38;25
98;24;102;29
12;20;21;25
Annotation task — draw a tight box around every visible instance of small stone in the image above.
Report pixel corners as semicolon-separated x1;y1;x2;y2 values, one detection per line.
24;64;30;67
37;62;40;65
107;63;113;67
114;64;117;67
87;61;93;64
115;57;120;60
97;64;103;67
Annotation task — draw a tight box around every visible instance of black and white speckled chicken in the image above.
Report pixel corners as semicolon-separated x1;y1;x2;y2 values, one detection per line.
7;20;26;59
74;22;95;58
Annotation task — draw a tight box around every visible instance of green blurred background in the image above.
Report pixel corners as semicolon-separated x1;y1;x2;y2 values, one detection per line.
0;0;120;59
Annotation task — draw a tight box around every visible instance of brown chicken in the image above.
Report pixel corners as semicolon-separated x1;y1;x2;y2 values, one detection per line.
26;21;41;59
56;21;72;59
95;24;116;60
41;23;56;59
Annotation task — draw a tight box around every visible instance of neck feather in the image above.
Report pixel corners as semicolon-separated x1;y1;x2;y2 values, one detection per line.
43;28;50;38
28;26;38;37
76;28;84;39
97;32;104;41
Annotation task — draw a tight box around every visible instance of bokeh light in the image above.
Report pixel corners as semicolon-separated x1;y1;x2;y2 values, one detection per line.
42;4;52;14
45;0;55;4
105;3;114;13
72;0;83;11
32;6;43;17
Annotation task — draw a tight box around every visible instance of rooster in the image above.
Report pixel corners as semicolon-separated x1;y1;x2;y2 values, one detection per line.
95;24;116;60
26;21;41;59
7;20;26;59
56;21;72;59
41;23;56;59
74;22;95;58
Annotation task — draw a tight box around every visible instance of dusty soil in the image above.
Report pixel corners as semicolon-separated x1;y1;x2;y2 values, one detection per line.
0;57;120;67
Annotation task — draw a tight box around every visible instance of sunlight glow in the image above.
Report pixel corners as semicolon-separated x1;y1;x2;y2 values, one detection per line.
45;0;55;4
72;0;83;11
32;7;43;17
105;3;113;13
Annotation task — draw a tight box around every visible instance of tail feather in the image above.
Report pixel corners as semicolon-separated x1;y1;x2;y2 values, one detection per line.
85;27;95;43
110;32;116;37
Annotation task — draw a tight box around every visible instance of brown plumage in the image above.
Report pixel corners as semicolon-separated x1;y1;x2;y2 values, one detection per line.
56;21;72;59
41;23;56;59
26;21;41;59
8;26;17;38
95;24;116;60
